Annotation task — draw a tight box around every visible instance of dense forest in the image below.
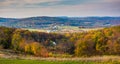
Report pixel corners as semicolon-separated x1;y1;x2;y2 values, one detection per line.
0;26;120;57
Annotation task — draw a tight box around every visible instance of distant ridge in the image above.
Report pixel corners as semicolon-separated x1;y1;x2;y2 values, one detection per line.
0;16;120;29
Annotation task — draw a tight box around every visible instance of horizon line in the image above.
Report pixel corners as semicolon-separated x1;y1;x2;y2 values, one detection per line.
0;16;120;19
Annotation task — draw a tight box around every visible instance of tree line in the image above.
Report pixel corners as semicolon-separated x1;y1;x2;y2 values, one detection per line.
0;26;120;57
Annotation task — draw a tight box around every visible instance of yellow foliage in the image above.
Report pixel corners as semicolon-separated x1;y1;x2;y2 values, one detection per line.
24;42;48;57
31;42;41;55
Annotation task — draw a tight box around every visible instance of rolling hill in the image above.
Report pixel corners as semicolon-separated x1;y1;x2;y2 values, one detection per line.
0;16;120;29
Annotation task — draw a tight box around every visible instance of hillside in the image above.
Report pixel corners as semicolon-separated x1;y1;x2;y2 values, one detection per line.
0;17;120;29
0;26;120;57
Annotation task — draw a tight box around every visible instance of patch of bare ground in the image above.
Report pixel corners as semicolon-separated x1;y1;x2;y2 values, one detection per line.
0;49;120;62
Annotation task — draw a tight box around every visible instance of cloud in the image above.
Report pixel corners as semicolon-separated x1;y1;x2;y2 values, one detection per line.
23;0;57;3
0;0;120;18
0;0;100;8
0;0;59;8
26;0;98;7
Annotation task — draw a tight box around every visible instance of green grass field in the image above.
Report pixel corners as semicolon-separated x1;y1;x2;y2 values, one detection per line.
0;58;120;64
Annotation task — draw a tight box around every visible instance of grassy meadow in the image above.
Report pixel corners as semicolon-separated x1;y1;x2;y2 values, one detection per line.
0;58;120;64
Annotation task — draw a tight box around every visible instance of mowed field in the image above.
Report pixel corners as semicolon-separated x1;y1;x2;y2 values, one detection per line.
0;58;120;64
22;26;103;33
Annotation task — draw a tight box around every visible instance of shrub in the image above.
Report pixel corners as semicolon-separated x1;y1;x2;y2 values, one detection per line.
25;42;48;57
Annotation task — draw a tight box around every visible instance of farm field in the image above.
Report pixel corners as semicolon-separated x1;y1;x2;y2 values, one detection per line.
22;26;103;33
0;58;120;64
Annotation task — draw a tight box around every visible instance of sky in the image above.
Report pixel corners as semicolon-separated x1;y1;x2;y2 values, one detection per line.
0;0;120;18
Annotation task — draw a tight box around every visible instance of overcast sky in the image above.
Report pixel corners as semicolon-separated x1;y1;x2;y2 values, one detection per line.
0;0;120;18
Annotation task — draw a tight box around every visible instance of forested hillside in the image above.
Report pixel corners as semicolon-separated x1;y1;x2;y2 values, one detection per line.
0;26;120;57
0;17;120;29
